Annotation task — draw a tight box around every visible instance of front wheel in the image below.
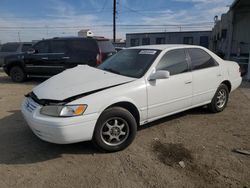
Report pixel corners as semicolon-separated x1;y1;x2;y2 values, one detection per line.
208;83;229;113
93;107;137;152
9;66;27;82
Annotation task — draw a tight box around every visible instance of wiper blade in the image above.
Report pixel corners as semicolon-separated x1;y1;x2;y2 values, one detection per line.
103;68;120;75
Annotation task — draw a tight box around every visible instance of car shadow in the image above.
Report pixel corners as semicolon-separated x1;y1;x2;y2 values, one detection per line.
0;110;99;165
138;106;210;131
240;81;250;89
0;74;47;85
0;107;210;165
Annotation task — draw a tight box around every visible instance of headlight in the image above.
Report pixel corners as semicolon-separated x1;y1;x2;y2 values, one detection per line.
40;104;87;117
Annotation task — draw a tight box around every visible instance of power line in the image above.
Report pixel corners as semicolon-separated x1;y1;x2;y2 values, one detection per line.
121;4;149;17
0;22;214;29
100;0;109;11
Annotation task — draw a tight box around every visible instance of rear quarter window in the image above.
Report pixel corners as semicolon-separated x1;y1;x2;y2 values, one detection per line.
97;41;115;53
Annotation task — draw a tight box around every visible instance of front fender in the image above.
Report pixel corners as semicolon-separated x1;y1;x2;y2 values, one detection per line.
95;97;145;125
98;97;141;114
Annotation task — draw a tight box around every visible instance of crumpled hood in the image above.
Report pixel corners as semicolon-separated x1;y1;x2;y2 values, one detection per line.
33;65;135;101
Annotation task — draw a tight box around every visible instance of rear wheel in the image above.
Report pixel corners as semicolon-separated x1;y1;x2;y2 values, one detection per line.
9;66;26;82
208;83;229;113
93;107;137;152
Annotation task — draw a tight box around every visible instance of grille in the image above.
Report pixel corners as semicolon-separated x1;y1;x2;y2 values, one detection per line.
25;98;38;113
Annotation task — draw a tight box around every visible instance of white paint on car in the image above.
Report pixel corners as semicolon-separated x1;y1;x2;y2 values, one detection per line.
21;44;242;146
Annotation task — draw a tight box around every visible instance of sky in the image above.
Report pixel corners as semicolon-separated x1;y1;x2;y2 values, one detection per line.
0;0;234;43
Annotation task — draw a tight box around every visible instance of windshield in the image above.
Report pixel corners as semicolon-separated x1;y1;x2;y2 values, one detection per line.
98;49;161;78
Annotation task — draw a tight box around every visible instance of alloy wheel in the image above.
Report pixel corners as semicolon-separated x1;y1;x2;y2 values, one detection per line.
100;117;129;146
216;88;227;108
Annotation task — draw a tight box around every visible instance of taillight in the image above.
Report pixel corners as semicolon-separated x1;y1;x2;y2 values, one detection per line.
96;53;102;65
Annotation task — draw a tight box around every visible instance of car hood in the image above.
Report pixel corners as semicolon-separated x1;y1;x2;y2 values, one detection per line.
3;52;26;61
33;65;136;101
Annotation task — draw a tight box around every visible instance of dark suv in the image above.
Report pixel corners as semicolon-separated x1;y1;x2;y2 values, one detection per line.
3;37;115;82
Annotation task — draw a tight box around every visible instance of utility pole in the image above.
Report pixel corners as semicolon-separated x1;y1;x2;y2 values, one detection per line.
18;31;21;42
45;25;49;38
113;0;116;43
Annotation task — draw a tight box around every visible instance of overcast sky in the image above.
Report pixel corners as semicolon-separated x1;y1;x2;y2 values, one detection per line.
0;0;233;43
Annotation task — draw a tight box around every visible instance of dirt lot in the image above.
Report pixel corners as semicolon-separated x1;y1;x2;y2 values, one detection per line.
0;70;249;188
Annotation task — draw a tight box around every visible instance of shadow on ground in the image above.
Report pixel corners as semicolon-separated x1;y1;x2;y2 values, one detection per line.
138;106;210;131
0;107;210;165
240;81;250;89
0;74;47;85
0;111;98;165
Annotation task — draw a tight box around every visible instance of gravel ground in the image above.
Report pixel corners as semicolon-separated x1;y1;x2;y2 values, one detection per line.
0;70;249;188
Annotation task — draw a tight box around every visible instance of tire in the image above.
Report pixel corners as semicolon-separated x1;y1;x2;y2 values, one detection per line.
208;83;229;113
93;107;137;152
9;66;26;82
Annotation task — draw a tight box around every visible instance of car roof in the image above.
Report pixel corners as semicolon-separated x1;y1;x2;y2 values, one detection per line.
128;44;203;50
2;42;32;45
49;36;110;41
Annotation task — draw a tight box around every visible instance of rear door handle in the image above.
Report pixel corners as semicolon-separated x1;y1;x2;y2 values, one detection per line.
185;81;192;84
41;57;48;60
217;73;222;77
62;57;70;60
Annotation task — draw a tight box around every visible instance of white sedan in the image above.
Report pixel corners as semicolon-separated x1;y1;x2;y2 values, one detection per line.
21;45;242;151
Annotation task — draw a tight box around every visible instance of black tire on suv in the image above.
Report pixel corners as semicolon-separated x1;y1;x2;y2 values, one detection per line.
9;66;27;82
93;107;137;152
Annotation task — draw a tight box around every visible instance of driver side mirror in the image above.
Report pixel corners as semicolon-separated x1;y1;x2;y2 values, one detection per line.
148;70;170;81
27;48;37;54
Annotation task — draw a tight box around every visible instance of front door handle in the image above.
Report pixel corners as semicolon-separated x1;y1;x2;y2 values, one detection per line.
41;57;48;60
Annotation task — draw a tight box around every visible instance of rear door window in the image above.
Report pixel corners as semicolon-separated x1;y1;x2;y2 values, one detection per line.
69;40;98;53
0;43;19;52
97;40;115;53
21;44;32;52
50;40;67;53
188;48;218;70
156;49;189;76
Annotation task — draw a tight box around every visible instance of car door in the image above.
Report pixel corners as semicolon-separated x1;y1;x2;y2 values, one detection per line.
146;49;192;120
25;40;51;75
187;48;222;106
25;40;66;75
48;40;68;74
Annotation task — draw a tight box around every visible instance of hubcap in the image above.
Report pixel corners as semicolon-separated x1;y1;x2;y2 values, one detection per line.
216;89;227;108
101;117;129;146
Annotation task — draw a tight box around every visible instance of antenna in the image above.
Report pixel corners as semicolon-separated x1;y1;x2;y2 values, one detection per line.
18;31;21;42
214;15;218;24
113;0;117;43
